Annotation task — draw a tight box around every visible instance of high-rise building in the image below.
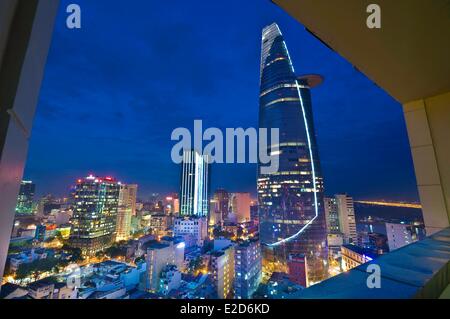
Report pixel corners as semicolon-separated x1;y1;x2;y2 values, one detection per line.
15;180;35;215
234;239;262;299
335;194;357;245
257;23;328;284
324;196;344;260
180;149;210;217
69;175;120;256
385;222;414;251
324;197;340;233
116;184;138;241
213;189;229;221
250;203;259;225
229;192;251;223
159;264;182;295
210;240;235;299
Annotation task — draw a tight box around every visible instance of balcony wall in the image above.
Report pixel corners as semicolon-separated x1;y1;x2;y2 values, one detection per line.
292;228;450;298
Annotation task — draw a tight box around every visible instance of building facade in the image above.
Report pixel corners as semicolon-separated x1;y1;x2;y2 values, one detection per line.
15;180;35;215
180;149;210;217
69;175;120;256
234;239;262;299
385;222;414;252
324;196;340;233
335;194;357;244
116;184;138;241
257;22;328;284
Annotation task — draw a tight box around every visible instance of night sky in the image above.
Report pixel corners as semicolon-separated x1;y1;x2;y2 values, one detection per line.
25;0;419;202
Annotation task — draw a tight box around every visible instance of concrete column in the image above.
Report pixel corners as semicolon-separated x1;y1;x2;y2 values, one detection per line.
0;0;59;286
403;91;450;235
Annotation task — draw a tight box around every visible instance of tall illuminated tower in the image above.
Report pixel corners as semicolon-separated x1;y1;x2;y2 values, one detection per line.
258;23;328;284
69;175;120;256
15;180;35;215
179;149;210;217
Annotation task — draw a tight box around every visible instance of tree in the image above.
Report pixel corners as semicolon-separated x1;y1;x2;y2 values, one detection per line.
188;256;204;275
61;245;83;263
15;257;59;281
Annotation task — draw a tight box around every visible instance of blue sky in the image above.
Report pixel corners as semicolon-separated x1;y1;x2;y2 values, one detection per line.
24;0;419;202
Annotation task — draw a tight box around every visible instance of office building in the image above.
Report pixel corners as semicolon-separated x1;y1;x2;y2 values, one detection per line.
335;194;357;244
69;175;120;256
180;149;210;217
159;264;182;295
116;184;138;241
324;196;340;233
258;23;328;283
213;189;229;221
15;180;35;215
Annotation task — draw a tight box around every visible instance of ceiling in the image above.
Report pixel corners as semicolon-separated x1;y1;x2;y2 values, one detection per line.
273;0;450;103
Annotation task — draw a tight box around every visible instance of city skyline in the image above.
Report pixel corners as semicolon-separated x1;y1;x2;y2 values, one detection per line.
24;0;418;202
2;18;427;301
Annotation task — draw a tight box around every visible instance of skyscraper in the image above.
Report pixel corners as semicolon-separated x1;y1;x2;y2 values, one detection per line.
258;23;328;284
210;240;235;299
69;175;120;256
324;196;340;234
15;180;35;215
180;149;210;217
335;194;357;245
229;192;251;223
116;184;138;241
385;222;414;251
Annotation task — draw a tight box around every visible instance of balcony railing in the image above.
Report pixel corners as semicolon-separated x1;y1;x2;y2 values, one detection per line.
292;227;450;299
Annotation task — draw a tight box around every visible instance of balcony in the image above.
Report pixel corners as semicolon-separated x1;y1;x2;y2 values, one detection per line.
291;227;450;298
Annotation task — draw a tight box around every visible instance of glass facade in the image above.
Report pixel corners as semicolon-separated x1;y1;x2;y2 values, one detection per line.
258;23;328;284
15;180;35;215
180;149;210;217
